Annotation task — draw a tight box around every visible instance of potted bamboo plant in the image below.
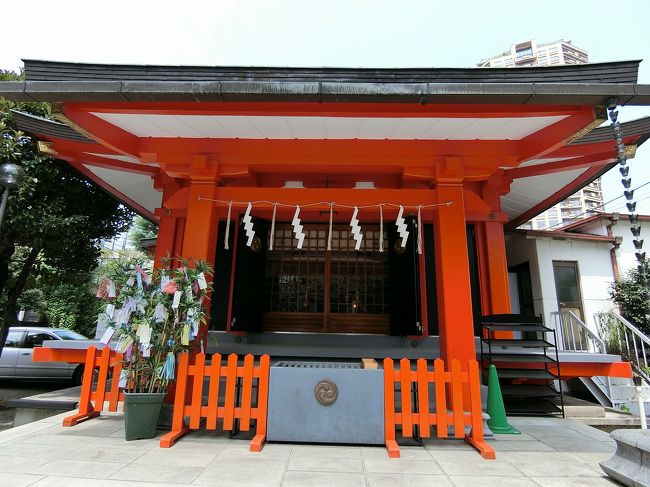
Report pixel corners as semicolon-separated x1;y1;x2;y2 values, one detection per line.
97;257;213;440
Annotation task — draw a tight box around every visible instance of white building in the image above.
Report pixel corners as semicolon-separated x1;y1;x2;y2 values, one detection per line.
506;214;650;333
478;39;588;68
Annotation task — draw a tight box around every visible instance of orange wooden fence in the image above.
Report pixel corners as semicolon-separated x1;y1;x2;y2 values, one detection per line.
384;357;495;459
160;353;270;452
63;346;124;427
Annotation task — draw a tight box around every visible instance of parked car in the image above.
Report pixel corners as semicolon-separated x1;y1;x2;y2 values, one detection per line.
0;326;89;385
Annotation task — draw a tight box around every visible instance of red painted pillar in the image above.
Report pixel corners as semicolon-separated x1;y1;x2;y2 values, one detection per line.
482;221;511;315
434;184;476;364
154;212;178;268
181;181;218;264
181;178;219;351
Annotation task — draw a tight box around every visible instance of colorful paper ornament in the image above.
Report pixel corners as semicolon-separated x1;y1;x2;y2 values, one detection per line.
243;202;255;247
292;206;305;249
162;352;175;380
196;272;207;290
154;302;166;323
350;206;363;251
96;278;110;299
99;326;115;345
172;290;182;309
118;369;128;388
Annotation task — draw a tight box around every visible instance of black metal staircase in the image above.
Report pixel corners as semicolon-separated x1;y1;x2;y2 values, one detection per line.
479;314;564;417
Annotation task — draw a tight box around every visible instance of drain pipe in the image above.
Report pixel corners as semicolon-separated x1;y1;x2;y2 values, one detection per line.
607;213;622;282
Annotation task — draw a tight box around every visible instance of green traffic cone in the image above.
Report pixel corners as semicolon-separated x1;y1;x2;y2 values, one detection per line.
487;364;521;434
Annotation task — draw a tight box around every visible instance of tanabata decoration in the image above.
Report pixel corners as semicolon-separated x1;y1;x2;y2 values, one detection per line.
96;257;213;393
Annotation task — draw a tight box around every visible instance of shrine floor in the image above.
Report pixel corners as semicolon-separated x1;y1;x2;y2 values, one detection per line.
0;411;619;487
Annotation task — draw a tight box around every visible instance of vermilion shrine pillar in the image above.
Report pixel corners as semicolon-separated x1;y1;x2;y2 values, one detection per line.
154;212;178;268
481;221;511;314
434;183;476;364
478;179;511;315
181;157;219;265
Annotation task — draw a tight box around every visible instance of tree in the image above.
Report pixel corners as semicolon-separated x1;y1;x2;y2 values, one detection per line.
0;71;134;354
610;259;650;335
129;215;158;252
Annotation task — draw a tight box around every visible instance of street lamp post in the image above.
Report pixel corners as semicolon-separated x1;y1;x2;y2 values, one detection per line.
0;163;25;233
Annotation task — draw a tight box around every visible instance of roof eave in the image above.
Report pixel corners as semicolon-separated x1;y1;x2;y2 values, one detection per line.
2;80;649;105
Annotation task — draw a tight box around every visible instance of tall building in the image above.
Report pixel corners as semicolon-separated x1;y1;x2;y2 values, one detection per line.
479;39;601;229
478;39;588;68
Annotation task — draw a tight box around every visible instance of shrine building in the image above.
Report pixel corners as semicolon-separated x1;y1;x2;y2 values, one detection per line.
3;59;650;393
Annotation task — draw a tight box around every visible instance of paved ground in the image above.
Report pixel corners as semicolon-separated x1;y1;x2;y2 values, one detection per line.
0;411;621;487
0;380;70;431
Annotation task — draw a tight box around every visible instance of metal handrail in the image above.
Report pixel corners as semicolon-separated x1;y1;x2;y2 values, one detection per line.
551;310;606;353
594;311;650;383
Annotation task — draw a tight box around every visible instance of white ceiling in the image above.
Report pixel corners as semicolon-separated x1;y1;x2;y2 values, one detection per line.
90;113;567;140
85;152;159;167
500;168;588;219
83;165;162;214
85;152;141;164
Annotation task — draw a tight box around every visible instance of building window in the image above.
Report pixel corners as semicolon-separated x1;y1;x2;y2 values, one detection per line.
516;47;533;59
264;223;390;332
504;58;513;66
494;60;503;66
550;55;560;64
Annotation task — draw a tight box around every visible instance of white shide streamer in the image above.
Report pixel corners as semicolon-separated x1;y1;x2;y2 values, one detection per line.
396;205;409;248
224;201;232;250
243;202;255;247
292;206;305;249
417;206;423;255
379;205;384;253
269;203;277;251
350;206;363;251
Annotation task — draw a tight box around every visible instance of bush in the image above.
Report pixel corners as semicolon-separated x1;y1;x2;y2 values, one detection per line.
41;283;97;337
610;260;650;335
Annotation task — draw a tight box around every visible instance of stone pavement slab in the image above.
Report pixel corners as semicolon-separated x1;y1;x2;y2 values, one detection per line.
0;410;625;486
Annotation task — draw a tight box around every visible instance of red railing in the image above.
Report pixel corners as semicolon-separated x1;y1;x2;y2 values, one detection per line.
62;346;124;426
160;352;270;452
384;357;495;459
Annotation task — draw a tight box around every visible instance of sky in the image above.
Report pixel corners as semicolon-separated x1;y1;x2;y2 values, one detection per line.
2;0;650;214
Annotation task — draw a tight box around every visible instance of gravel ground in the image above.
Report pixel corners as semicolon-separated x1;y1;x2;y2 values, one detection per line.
0;379;70;431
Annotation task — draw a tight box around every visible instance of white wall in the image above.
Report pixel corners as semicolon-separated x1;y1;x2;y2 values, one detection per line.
533;238;615;332
566;216;650;278
505;233;544;317
506;232;616;333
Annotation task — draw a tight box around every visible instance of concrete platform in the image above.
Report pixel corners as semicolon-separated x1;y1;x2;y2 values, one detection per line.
0;409;622;486
6;386;80;427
